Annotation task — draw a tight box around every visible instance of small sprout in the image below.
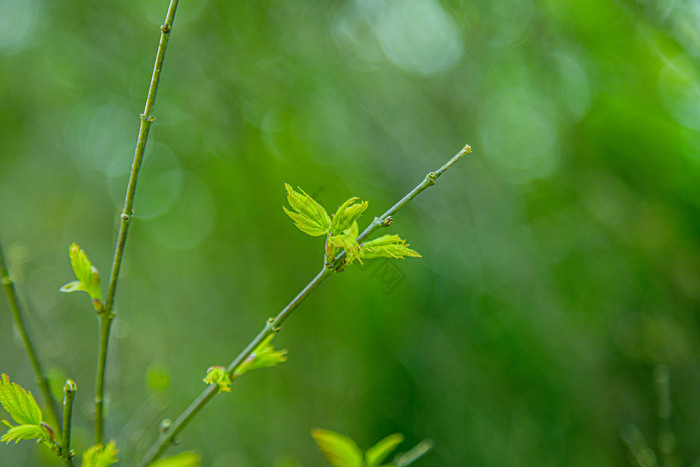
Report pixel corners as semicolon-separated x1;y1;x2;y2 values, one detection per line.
60;243;103;312
283;184;331;237
327;234;361;266
82;441;119;467
331;197;368;235
234;334;288;379
346;221;359;240
63;379;77;394
202;366;231;393
380;216;394;227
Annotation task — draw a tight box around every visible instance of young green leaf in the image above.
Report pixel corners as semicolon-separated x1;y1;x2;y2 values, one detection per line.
0;423;53;446
234;334;288;379
0;373;43;426
311;428;363;467
59;280;88;294
365;433;404;466
359;235;421;260
283;184;331;236
346;221;359;240
151;450;201;467
202;366;231;393
327;234;361;265
82;441;119;467
331;197;368;235
60;243;103;312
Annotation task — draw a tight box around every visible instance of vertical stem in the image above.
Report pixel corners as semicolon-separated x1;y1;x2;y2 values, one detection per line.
94;317;111;444
0;243;61;430
61;379;77;465
94;0;180;444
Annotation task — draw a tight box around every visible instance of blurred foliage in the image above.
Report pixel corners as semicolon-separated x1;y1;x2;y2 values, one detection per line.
1;0;700;465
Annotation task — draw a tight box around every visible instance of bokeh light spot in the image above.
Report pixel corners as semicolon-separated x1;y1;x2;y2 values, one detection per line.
332;1;386;70
551;51;593;121
143;172;216;250
65;97;136;173
659;54;700;129
0;0;39;54
368;0;463;76
107;141;183;220
479;86;559;183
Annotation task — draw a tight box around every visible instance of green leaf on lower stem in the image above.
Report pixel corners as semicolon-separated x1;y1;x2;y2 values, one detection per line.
311;428;363;467
151;450;201;467
0;423;53;446
82;441;119;467
0;373;43;426
365;433;404;466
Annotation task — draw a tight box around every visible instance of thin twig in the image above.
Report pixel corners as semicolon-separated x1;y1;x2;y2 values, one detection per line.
0;243;61;430
139;144;471;466
60;379;77;466
95;0;180;444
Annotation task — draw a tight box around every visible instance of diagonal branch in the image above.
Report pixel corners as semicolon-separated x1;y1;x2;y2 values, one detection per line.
0;242;61;431
138;144;471;466
94;0;180;444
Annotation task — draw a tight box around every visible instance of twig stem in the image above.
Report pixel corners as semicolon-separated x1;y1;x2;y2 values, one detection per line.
60;379;77;466
94;0;180;444
0;243;61;430
138;144;471;466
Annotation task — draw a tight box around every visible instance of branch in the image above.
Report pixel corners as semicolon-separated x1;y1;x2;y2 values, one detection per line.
0;242;61;431
60;380;77;466
138;144;471;466
94;0;180;444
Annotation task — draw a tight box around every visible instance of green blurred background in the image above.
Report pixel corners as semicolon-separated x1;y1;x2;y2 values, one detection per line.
2;0;700;465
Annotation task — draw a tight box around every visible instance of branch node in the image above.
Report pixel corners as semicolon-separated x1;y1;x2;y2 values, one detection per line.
265;318;281;333
426;172;437;185
160;418;171;433
161;23;172;33
120;213;131;221
381;216;394;227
